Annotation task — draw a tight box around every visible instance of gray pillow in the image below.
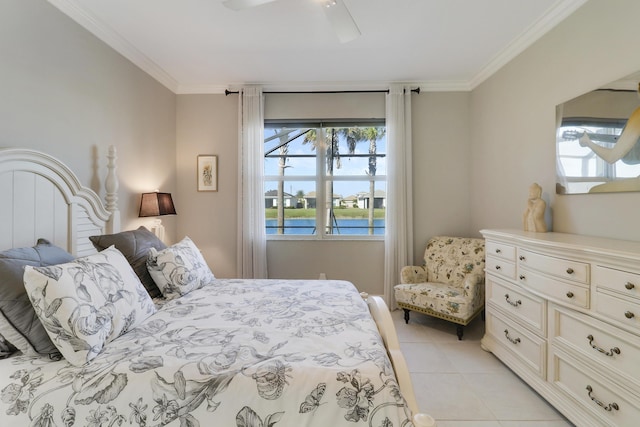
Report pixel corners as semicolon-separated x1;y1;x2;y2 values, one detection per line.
89;226;166;298
0;332;17;359
0;239;74;357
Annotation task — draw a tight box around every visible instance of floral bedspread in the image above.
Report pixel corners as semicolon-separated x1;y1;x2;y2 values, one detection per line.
0;279;413;426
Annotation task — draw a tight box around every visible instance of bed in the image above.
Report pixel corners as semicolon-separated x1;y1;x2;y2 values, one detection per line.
0;147;434;427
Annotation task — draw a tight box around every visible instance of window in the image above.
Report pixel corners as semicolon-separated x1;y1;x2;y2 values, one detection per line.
557;118;636;193
264;121;386;238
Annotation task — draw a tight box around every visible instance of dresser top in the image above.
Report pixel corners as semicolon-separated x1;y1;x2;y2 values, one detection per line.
480;229;640;260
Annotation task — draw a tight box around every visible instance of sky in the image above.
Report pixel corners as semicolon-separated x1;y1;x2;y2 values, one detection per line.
263;126;387;198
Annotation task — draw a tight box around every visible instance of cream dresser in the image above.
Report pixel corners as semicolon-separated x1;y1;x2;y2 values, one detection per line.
480;229;640;427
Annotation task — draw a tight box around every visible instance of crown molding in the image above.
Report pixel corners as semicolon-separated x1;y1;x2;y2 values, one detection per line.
178;80;473;95
177;84;230;95
469;0;589;90
418;80;473;92
179;81;426;95
47;0;178;93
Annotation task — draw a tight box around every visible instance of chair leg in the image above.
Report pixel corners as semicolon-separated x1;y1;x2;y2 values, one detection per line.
403;309;410;324
456;325;464;340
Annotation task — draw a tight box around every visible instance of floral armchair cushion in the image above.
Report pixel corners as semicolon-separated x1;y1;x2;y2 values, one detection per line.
395;279;484;320
422;236;485;287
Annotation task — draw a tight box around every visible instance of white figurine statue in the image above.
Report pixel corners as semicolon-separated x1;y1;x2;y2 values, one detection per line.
523;182;547;232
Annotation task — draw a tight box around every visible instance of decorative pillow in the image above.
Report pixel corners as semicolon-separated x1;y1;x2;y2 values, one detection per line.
90;226;167;299
23;246;157;366
147;236;215;299
0;239;74;357
0;332;17;359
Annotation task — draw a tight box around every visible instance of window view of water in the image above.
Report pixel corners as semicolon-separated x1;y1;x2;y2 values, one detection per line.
264;122;387;238
266;219;384;235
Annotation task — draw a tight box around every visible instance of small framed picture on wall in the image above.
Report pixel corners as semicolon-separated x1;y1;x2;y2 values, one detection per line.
197;155;218;192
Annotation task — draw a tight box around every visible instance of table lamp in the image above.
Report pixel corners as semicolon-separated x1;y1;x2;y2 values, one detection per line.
139;192;176;242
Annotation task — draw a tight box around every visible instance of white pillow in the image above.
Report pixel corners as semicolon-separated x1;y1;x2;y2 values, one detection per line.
146;236;215;299
23;246;156;366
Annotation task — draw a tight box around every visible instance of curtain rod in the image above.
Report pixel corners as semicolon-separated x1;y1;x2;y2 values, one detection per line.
224;88;420;96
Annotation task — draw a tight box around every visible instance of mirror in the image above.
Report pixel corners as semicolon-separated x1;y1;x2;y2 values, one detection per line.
556;71;640;194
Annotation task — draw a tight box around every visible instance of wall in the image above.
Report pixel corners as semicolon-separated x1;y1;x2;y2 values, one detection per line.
175;95;239;278
470;0;640;241
176;91;473;293
0;0;177;238
411;92;472;262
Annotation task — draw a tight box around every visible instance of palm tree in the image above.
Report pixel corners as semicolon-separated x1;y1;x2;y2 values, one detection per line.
276;135;289;234
303;125;386;235
338;127;386;234
362;127;386;234
303;128;340;233
265;128;291;234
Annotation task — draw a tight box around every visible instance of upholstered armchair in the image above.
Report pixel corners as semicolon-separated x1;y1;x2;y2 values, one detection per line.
394;236;485;340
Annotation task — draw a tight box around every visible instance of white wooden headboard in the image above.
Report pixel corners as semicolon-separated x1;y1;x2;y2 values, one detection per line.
0;146;120;256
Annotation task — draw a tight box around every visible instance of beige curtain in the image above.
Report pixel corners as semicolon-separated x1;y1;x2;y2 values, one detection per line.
384;84;413;307
237;86;268;278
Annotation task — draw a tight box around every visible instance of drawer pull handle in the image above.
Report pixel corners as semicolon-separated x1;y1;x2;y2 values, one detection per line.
587;335;621;357
495;249;501;254
566;291;574;299
519;256;525;261
586;385;619;412
566;267;574;274
625;282;635;290
624;311;635;319
503;329;521;345
495;265;502;270
519;275;526;281
504;294;522;307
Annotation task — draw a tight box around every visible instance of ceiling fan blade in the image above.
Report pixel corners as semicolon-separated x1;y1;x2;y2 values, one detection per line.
223;0;277;11
323;0;361;43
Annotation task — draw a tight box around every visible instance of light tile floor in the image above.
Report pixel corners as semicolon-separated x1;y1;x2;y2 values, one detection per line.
392;310;575;427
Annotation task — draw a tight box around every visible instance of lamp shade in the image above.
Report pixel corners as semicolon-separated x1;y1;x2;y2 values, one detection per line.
139;192;177;217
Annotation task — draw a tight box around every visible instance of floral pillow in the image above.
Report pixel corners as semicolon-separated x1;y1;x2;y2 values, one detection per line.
146;236;215;299
23;246;157;366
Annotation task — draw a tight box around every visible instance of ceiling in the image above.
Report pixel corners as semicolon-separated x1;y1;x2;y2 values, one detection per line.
48;0;588;94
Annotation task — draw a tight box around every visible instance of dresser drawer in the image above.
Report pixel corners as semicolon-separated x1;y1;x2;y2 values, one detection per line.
519;268;589;309
487;275;545;335
552;351;640;427
486;310;546;378
550;304;640;391
486;255;516;280
594;266;640;300
486;241;516;262
595;291;640;332
518;249;589;285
